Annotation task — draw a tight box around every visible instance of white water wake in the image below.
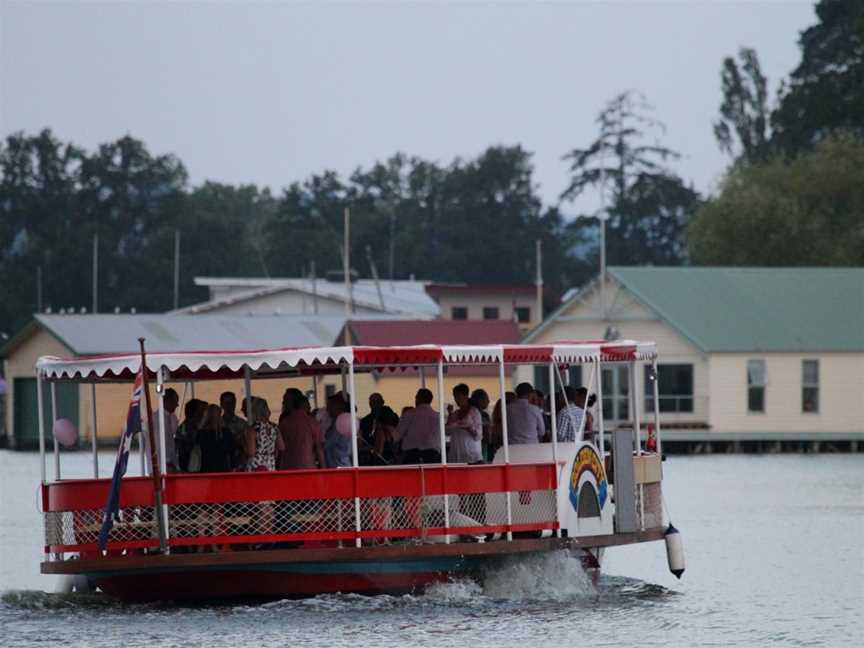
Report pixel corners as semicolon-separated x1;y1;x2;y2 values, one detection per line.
424;550;595;603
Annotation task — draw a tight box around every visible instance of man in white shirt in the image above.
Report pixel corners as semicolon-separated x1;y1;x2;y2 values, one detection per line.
144;388;179;474
506;382;546;444
447;383;483;463
397;388;442;464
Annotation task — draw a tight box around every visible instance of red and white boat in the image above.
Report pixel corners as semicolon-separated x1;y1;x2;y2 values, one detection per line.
36;341;680;602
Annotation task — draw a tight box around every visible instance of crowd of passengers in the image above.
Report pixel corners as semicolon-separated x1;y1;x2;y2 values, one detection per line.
147;382;595;475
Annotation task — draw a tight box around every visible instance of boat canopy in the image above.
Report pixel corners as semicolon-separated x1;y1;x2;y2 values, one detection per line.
35;340;657;383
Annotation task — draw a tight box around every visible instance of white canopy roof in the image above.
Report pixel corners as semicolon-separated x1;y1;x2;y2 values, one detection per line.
36;340;657;382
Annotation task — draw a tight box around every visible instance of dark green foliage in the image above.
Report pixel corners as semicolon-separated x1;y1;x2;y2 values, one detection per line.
561;92;701;266
716;3;864;164
0;133;583;337
771;0;864;155
688;135;864;266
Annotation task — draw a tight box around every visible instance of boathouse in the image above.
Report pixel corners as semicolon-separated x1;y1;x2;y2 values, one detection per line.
0;314;353;447
521;267;864;449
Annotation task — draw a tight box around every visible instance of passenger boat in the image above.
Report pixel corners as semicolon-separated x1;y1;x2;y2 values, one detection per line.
36;341;680;602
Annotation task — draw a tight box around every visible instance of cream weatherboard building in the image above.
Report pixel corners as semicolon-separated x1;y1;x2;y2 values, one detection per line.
523;267;864;442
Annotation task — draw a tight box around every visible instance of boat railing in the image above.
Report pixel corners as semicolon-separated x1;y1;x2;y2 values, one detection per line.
41;462;559;559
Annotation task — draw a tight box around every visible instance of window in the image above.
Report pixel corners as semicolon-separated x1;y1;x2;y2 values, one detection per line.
645;364;694;413
568;365;582;389
515;306;531;324
747;359;766;413
602;365;629;422
802;359;819;413
451;306;468;320
482;306;499;320
533;366;550;395
533;365;580;399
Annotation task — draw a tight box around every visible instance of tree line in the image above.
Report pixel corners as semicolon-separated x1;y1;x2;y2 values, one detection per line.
1;0;861;337
0;97;700;336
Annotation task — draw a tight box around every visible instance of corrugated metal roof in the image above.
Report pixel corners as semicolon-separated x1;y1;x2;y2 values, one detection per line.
31;314;352;355
184;277;439;317
348;319;522;346
608;267;864;352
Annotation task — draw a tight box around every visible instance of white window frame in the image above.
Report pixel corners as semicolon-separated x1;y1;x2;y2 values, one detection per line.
802;359;820;414
482;306;500;320
747;359;767;414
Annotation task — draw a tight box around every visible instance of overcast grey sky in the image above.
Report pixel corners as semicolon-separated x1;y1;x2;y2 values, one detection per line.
1;1;816;212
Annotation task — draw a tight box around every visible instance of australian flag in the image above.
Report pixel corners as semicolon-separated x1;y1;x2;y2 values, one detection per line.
97;368;145;550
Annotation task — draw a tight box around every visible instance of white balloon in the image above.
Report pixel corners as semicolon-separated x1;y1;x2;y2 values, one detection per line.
53;418;78;448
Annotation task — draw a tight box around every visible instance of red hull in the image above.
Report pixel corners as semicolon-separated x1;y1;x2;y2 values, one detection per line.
95;569;453;601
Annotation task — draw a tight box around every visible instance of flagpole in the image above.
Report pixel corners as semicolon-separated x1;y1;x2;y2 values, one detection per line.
139;337;169;553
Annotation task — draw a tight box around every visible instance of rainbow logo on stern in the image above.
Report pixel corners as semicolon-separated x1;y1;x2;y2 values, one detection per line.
568;444;608;513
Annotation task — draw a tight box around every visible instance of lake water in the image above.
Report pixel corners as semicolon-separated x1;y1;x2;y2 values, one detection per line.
1;450;862;647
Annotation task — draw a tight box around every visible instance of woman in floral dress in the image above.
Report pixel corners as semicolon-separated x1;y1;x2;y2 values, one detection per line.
246;397;284;541
247;397;284;471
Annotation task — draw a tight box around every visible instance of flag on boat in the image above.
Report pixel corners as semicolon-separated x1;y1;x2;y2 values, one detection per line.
98;367;146;550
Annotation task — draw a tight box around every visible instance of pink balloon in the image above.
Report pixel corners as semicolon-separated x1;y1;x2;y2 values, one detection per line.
335;413;354;437
53;418;78;448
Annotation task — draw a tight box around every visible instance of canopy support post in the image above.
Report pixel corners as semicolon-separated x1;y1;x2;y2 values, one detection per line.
420;366;426;390
651;358;662;456
51;383;59;481
243;368;252;425
312;374;319;410
37;373;46;484
90;383;99;478
139;426;145;476
631;360;641;456
347;361;362;548
548;362;560;538
596;358;606;457
578;361;597;443
156;368;168;476
436;359;450;543
498;353;512;541
630;359;644;531
156;367;171;552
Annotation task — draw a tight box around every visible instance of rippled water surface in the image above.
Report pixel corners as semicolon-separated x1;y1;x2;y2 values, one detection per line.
1;450;862;647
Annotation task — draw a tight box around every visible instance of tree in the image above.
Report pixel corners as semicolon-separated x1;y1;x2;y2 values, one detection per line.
771;1;864;155
561;91;701;266
0;130;84;332
263;146;581;300
175;182;276;305
687;135;864;266
0;131;189;332
713;48;771;163
0;131;590;334
77;135;188;312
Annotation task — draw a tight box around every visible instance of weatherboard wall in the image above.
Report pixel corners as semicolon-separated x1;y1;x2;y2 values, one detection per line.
708;352;864;434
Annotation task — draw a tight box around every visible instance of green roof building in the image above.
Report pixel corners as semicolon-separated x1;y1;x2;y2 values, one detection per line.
523;267;864;440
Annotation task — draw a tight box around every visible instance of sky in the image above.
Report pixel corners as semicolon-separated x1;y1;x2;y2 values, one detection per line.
1;1;817;215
